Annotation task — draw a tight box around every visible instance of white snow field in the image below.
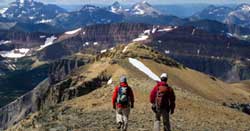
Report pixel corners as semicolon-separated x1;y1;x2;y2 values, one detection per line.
128;58;160;81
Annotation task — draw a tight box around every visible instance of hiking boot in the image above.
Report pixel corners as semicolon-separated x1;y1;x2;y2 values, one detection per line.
117;122;122;129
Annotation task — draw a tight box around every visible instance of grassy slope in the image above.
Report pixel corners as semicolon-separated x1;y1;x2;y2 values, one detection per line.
7;43;250;131
231;80;250;93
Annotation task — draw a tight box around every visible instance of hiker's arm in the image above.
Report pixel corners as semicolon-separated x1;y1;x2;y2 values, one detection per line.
112;87;118;108
130;87;135;108
170;88;176;113
150;86;158;104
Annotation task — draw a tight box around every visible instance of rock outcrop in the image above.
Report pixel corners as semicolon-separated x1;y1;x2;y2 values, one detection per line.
0;30;52;49
0;57;88;130
171;55;250;82
0;79;50;130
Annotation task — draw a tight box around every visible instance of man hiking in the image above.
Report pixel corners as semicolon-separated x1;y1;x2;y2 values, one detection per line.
112;75;134;131
150;73;176;131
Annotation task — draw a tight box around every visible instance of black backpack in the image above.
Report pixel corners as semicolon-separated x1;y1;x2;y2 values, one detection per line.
117;86;129;105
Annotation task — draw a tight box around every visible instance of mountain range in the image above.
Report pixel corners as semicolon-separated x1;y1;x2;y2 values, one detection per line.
0;0;66;23
0;1;250;130
0;23;249;98
193;3;250;28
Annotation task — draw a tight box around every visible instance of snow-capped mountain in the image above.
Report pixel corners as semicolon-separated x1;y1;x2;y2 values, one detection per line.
192;4;250;28
107;1;124;14
51;5;123;30
225;4;250;27
192;5;233;22
0;8;8;14
130;1;161;16
0;0;67;23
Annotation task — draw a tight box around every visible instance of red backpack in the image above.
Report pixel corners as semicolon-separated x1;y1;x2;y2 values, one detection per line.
155;85;169;109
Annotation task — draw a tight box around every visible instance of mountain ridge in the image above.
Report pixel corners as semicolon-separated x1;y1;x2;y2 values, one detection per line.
2;43;250;130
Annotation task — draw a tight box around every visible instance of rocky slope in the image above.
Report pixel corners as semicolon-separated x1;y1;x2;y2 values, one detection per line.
2;43;250;131
37;23;151;60
140;26;250;82
0;55;89;129
0;29;52;49
170;55;250;82
32;23;250;82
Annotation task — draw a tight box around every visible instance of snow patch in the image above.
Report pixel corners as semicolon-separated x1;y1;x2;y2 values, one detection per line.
197;49;200;55
93;42;99;45
122;46;128;53
37;36;57;51
36;19;52;24
133;35;149;42
144;29;151;35
29;16;35;20
0;8;8;14
192;29;196;35
128;58;160;81
85;42;89;46
65;28;82;35
0;48;30;58
101;49;107;53
227;33;233;38
158;26;177;32
110;6;122;13
134;5;145;15
21;11;26;14
107;78;113;85
20;0;24;4
0;40;11;45
152;27;157;34
165;50;170;54
8;64;16;70
110;47;114;50
39;35;46;39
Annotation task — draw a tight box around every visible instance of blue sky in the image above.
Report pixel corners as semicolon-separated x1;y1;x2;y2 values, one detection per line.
1;0;250;5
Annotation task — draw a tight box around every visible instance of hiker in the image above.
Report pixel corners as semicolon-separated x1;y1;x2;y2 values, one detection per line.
150;73;176;131
112;75;134;131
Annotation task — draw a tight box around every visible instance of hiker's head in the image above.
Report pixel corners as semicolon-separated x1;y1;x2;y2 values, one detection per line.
160;73;168;82
120;75;127;83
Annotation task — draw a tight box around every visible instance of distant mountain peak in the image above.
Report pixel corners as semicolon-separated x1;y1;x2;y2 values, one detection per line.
236;3;250;12
112;1;121;6
80;5;100;11
131;1;161;16
2;0;66;23
109;1;123;13
136;1;152;7
142;0;149;4
16;0;34;4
